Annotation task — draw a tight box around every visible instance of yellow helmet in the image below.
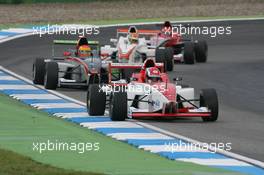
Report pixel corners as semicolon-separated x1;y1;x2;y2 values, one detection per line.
78;45;91;57
129;33;139;43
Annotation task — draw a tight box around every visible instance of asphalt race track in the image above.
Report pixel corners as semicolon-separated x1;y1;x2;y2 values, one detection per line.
0;20;264;162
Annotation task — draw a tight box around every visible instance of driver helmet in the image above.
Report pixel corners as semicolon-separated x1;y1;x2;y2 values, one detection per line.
146;67;161;83
162;21;172;36
128;33;139;43
78;45;91;58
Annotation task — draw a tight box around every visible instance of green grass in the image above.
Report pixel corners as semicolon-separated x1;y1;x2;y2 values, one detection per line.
0;148;102;175
0;93;238;175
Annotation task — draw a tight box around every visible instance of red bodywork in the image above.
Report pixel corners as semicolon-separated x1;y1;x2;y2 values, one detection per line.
161;33;182;47
107;61;212;118
131;71;211;118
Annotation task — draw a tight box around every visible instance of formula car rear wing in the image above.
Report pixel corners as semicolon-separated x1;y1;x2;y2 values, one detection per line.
52;39;99;58
109;62;164;69
117;29;160;35
108;62;164;85
53;40;99;45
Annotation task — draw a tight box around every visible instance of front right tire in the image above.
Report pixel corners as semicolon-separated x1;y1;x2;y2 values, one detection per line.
155;47;174;72
164;47;174;71
195;40;208;63
200;88;218;122
87;84;106;116
183;42;195;64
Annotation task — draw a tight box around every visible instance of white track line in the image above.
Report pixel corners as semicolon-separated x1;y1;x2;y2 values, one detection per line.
176;158;252;166
1;28;33;33
54;112;90;118
138;145;209;153
31;103;83;109
0;32;33;44
0;85;38;90
81;121;142;129
108;133;173;140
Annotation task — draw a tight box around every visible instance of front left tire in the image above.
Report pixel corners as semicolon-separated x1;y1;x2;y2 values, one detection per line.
44;62;58;90
110;91;127;121
195;40;208;63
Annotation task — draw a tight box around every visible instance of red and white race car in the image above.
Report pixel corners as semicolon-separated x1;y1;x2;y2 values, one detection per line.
87;59;218;122
148;21;208;65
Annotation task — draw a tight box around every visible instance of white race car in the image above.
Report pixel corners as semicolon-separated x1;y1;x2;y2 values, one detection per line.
33;37;109;90
87;59;218;122
101;26;174;71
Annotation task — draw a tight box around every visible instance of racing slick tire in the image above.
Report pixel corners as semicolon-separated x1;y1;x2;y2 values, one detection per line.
200;88;218;122
183;42;195;64
155;47;174;72
195;40;208;63
86;74;100;98
110;91;127;121
155;47;169;72
87;84;106;115
44;62;58;90
165;47;174;71
33;58;45;85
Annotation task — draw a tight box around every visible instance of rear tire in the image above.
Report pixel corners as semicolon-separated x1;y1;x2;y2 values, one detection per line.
200;88;218;122
110;91;127;121
44;62;58;90
33;58;45;85
165;47;174;71
183;42;195;64
155;47;167;72
195;40;208;63
87;84;106;115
